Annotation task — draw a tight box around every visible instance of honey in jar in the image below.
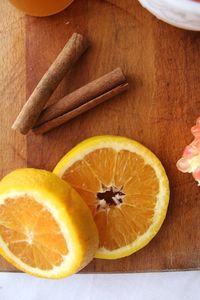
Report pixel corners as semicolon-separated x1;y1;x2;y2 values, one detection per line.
9;0;74;16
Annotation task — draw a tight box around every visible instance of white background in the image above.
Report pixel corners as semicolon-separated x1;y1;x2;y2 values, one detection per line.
0;271;200;300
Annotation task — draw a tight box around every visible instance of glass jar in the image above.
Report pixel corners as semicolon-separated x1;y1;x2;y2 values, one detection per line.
9;0;74;17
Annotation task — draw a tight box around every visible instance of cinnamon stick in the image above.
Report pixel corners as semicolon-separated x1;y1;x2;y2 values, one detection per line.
12;33;89;135
35;68;126;126
33;83;128;135
32;70;128;135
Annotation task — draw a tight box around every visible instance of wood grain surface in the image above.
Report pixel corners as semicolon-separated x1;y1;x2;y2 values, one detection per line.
1;0;200;272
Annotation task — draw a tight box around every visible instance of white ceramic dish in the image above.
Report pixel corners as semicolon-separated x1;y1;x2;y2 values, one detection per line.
138;0;200;31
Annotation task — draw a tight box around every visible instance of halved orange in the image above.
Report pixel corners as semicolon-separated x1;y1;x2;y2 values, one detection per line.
0;169;98;278
54;136;170;259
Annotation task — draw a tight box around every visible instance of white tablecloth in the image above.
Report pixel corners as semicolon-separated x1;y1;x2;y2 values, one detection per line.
0;271;199;300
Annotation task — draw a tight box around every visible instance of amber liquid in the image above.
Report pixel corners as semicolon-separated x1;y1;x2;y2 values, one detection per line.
9;0;74;16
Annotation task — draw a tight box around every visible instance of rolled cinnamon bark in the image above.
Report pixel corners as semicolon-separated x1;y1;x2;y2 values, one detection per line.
35;68;126;126
12;33;89;135
33;82;128;135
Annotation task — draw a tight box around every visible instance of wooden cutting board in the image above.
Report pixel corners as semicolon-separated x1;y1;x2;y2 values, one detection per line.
1;0;200;273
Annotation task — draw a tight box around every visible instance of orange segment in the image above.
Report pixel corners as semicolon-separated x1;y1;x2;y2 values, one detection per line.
1;197;47;231
31;245;52;270
104;207;137;251
0;226;27;245
123;165;159;196
123;195;157;210
94;211;107;248
9;243;37;268
0;204;24;233
34;233;67;256
75;188;97;216
35;243;64;267
84;148;117;186
62;160;101;192
114;150;145;188
54;135;170;259
120;204;154;235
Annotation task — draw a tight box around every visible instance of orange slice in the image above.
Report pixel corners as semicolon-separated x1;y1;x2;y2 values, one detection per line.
0;169;98;278
54;136;170;259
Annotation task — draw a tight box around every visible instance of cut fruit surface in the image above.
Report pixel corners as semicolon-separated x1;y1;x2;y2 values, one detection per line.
177;116;200;184
54;136;170;259
0;169;98;278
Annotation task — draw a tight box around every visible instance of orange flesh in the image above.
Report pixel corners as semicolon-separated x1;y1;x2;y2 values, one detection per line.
62;148;159;251
0;197;68;270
